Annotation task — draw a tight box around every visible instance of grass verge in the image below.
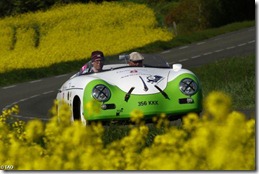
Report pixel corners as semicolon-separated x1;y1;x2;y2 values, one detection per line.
191;54;256;110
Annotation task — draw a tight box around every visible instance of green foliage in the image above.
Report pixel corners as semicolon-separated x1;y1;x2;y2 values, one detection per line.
164;0;255;34
202;0;255;27
164;0;207;34
191;55;256;110
0;0;255;32
0;0;54;17
0;0;104;18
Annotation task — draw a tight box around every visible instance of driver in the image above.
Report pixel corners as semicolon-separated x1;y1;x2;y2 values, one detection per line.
80;50;105;74
128;52;144;67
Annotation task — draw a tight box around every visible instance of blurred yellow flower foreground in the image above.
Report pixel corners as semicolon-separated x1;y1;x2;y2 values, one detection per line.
0;91;255;170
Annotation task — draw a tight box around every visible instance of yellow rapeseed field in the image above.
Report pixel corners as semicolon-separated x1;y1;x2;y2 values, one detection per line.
0;2;173;73
0;91;255;170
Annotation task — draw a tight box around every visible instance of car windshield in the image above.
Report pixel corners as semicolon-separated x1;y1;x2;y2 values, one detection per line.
105;53;170;69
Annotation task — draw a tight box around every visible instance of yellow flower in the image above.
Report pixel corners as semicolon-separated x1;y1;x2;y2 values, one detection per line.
85;99;101;117
139;125;149;136
182;112;199;131
0;2;173;73
154;113;170;129
204;91;232;120
130;109;144;124
246;119;255;135
25;119;44;142
0;90;255;170
11;105;20;114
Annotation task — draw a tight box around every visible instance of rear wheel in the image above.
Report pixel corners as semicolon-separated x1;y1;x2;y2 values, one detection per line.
73;96;81;121
73;96;87;125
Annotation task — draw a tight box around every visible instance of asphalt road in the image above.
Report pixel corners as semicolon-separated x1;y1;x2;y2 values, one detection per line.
0;26;256;122
161;27;255;68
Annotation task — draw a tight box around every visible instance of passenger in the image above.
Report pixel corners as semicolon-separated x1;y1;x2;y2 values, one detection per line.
80;50;105;74
128;52;144;67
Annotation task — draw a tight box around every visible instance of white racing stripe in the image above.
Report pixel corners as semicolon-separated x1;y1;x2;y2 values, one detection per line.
191;55;201;59
179;46;189;49
2;89;56;121
238;43;247;46
43;90;54;95
29;79;42;83
197;42;206;45
11;114;50;121
55;74;69;78
172;38;254;63
226;46;235;49
2;85;16;89
161;50;171;54
19;98;28;102
29;94;40;99
203;52;212;56
214;49;224;53
178;58;189;62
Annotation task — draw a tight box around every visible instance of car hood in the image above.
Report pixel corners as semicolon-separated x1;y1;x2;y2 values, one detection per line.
88;67;172;94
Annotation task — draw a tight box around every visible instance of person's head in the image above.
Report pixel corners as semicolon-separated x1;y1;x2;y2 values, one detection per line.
91;50;104;72
128;52;144;67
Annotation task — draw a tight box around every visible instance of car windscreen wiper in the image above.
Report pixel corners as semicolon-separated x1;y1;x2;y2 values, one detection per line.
139;76;148;92
125;87;135;102
154;85;170;100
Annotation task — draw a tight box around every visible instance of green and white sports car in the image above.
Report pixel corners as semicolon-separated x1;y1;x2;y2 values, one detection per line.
56;54;202;124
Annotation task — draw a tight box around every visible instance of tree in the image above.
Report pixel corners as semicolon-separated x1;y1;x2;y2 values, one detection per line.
201;0;255;27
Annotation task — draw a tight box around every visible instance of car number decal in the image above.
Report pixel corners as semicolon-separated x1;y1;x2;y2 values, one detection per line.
138;101;159;106
147;75;164;84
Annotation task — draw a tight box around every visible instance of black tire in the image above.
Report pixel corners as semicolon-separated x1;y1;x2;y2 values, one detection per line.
73;96;81;121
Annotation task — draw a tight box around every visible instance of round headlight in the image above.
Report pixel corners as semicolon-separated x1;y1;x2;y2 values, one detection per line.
92;84;111;102
179;78;198;96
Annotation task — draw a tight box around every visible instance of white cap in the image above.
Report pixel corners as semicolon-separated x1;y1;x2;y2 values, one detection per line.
129;52;144;61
